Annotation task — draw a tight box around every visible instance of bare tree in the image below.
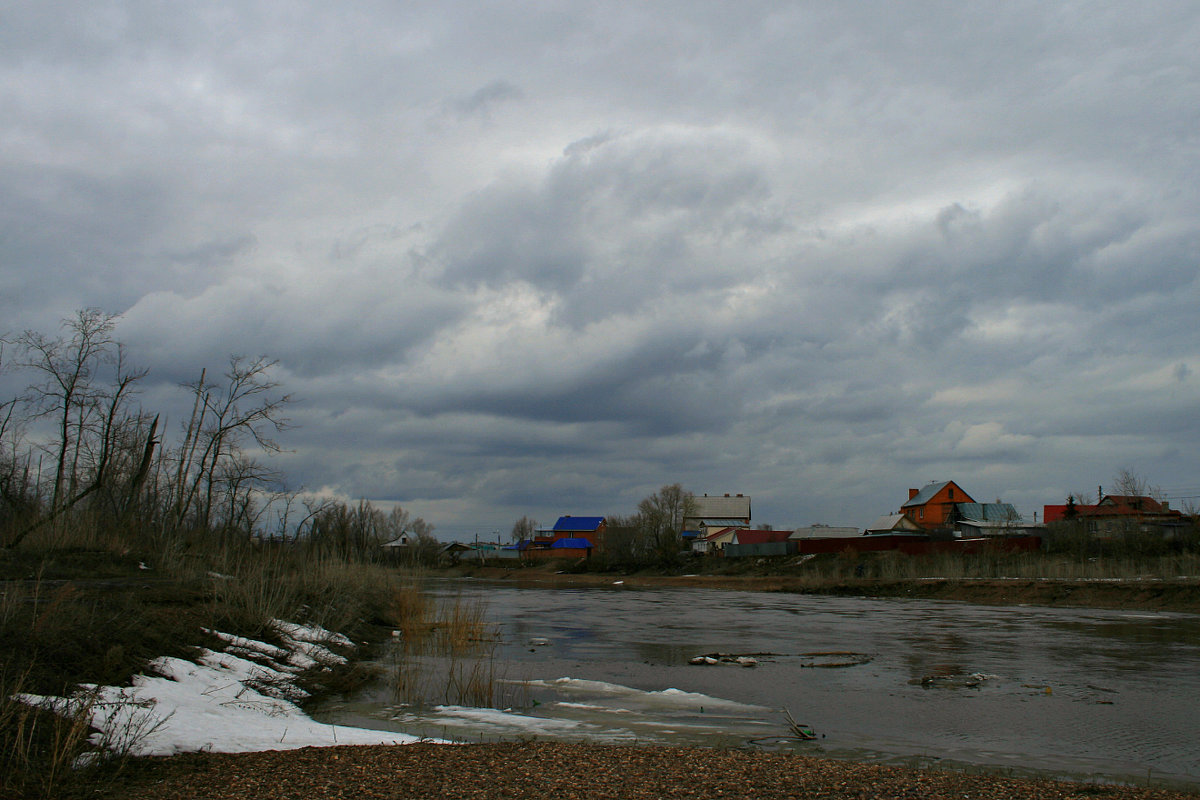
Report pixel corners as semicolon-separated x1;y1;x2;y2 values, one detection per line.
168;356;291;534
637;483;695;562
1112;467;1162;501
1068;489;1095;506
600;484;696;567
510;515;537;543
0;337;37;533
18;309;119;510
408;517;440;565
6;312;153;547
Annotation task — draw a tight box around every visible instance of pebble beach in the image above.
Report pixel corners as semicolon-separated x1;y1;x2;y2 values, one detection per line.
99;742;1197;800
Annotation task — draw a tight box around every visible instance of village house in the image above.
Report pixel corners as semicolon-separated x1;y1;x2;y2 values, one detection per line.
725;529;793;558
1043;494;1185;538
692;526;738;554
900;481;1029;536
684;494;751;537
507;515;606;561
550;515;607;550
900;481;974;529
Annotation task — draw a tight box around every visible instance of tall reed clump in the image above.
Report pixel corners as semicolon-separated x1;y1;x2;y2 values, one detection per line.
384;588;506;708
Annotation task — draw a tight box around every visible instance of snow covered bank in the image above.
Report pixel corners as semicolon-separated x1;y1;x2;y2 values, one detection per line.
17;620;434;756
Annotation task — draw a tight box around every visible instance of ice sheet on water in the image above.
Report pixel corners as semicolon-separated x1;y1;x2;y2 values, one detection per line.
519;677;767;712
374;676;775;746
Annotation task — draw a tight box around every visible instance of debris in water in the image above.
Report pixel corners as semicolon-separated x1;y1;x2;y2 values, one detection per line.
783;707;818;741
688;652;777;666
915;672;997;689
797;651;873;668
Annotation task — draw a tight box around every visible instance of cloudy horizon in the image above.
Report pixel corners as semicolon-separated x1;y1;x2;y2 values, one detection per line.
4;2;1199;539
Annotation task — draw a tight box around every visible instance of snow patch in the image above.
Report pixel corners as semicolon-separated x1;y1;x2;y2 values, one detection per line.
17;623;437;756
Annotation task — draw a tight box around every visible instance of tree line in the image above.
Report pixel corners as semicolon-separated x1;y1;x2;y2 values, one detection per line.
0;308;431;562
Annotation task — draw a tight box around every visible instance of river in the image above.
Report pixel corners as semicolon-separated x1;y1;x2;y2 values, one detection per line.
316;581;1200;788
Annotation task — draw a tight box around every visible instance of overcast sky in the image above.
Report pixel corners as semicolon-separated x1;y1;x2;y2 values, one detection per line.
4;2;1200;537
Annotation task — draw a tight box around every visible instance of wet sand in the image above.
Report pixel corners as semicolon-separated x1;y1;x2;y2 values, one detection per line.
99;742;1197;799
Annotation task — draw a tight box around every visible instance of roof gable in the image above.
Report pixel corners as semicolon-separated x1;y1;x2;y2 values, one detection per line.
1099;495;1164;513
691;495;751;520
703;526;737;543
866;513;920;532
902;480;973;508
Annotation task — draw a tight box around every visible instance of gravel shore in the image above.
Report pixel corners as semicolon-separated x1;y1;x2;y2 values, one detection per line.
96;742;1197;800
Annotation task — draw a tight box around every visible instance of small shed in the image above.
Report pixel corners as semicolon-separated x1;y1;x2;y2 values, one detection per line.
866;513;922;534
790;525;862;539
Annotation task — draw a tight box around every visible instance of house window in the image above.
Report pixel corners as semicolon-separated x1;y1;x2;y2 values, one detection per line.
918;508;924;520
948;488;954;500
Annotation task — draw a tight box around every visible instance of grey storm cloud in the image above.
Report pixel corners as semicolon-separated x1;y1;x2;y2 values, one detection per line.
3;1;1200;535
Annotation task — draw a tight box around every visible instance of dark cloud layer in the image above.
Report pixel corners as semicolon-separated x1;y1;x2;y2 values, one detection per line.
3;2;1199;535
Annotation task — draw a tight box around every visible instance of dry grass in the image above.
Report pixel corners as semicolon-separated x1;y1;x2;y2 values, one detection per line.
0;522;432;798
765;550;1200;584
0;668;101;798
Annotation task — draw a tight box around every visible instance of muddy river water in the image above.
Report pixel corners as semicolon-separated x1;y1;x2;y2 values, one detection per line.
317;581;1200;787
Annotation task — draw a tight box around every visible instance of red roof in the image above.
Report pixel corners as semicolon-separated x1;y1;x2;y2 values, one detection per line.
731;529;792;545
1044;495;1181;523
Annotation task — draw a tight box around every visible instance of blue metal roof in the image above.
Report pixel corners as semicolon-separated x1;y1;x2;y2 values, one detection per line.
550;537;593;549
552;516;605;532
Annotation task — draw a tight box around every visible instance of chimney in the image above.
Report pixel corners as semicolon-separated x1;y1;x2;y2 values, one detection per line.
908;488;919;500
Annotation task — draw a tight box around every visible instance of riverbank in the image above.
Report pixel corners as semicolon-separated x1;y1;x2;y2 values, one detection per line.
445;564;1200;613
8;552;1199;797
94;741;1198;799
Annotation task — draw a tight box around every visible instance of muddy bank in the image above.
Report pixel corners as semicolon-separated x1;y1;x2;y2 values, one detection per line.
447;566;1200;613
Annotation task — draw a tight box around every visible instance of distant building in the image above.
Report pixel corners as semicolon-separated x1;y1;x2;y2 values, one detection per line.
790;525;862;539
899;481;1031;536
1044;494;1184;537
550;515;607;551
952;502;1029;536
692;526;738;554
685;494;751;536
901;481;974;529
865;514;922;534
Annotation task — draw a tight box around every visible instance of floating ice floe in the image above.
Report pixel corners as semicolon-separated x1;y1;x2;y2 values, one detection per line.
519;677;767;713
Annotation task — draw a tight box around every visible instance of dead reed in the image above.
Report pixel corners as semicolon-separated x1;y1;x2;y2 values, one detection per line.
384;589;508;708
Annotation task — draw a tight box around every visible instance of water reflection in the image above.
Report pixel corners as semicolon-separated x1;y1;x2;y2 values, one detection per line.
317;583;1200;787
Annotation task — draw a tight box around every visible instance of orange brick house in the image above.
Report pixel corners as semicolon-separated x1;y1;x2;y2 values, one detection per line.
901;481;975;530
